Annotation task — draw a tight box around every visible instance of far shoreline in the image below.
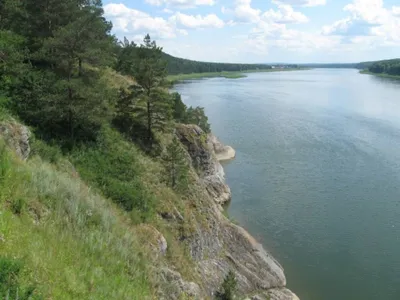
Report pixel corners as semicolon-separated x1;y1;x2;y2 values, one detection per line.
167;67;311;84
360;69;400;80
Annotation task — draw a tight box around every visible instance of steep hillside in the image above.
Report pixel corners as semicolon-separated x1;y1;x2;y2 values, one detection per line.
0;1;299;298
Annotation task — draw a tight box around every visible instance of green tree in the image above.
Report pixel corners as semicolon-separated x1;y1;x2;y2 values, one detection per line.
186;106;211;133
217;270;238;300
0;30;29;94
172;92;187;122
115;37;138;75
133;88;173;141
8;0;115;144
133;34;168;142
163;136;190;191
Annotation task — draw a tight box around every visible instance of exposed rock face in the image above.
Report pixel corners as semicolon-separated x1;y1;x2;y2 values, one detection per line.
175;124;299;299
251;288;300;300
176;124;232;205
208;133;236;161
0;121;31;160
158;268;201;300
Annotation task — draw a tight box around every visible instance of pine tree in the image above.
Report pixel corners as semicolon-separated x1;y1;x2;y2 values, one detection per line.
134;88;173;140
186;106;211;133
163;136;190;191
7;0;115;143
217;270;238;300
133;35;169;142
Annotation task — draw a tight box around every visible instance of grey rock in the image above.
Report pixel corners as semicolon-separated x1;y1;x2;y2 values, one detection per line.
251;288;300;300
176;124;232;205
159;268;202;300
0;121;31;160
208;133;236;161
172;124;298;299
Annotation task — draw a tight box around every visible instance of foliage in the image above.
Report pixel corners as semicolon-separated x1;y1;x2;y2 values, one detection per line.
115;35;173;144
162;52;273;75
71;127;156;221
172;93;211;133
172;92;188;123
2;0;116;145
366;59;400;76
0;144;151;299
163;136;190;191
216;270;238;300
186;107;211;133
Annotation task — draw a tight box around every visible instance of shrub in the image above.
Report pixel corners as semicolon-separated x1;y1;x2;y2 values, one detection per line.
30;138;63;163
216;270;238;300
71;127;156;221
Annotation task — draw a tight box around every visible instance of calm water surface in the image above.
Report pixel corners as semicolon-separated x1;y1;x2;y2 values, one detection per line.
174;69;400;300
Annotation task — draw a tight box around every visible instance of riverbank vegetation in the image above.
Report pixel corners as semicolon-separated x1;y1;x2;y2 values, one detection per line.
359;59;400;79
167;67;309;84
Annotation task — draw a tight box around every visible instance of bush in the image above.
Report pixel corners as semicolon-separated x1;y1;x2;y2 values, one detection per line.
216;270;238;300
30;138;63;163
71;127;156;221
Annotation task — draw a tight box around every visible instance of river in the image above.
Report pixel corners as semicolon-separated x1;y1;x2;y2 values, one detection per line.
173;69;400;300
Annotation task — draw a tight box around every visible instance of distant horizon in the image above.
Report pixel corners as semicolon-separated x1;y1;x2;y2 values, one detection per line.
104;0;400;64
163;51;399;66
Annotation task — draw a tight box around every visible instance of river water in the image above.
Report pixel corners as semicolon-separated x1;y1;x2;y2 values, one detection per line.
173;69;400;300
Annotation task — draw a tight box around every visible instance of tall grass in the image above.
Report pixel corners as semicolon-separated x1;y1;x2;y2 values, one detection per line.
0;140;152;299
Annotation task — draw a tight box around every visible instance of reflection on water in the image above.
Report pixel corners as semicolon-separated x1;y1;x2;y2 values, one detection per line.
174;69;400;300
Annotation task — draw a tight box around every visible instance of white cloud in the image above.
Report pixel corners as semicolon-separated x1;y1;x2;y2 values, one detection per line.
273;0;326;7
322;0;400;47
170;12;225;28
233;0;261;23
104;3;178;39
145;0;215;9
163;8;174;14
247;20;339;55
393;6;400;16
262;3;309;24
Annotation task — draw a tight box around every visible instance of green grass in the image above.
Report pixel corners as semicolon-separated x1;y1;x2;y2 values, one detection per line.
360;69;400;80
70;127;156;222
167;68;310;83
0;140;153;299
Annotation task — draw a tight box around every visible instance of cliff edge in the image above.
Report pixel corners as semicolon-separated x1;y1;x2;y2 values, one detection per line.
175;124;298;300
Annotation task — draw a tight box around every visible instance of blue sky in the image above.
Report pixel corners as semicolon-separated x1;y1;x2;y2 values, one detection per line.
103;0;400;63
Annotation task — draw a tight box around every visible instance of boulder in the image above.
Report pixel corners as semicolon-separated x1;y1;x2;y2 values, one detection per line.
0;121;31;160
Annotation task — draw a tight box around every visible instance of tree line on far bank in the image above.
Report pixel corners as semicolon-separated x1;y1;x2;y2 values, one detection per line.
364;59;400;76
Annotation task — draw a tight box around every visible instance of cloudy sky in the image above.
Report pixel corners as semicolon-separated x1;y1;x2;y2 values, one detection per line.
103;0;400;63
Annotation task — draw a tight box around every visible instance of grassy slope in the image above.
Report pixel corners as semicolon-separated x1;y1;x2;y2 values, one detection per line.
0;127;204;299
0;70;205;299
0;142;151;299
360;69;400;80
167;68;309;83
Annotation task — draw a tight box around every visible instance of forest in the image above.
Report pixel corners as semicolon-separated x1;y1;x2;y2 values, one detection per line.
362;59;400;76
162;52;275;74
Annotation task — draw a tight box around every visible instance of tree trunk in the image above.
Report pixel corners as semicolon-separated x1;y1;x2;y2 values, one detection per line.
68;66;74;142
78;58;82;77
146;91;152;143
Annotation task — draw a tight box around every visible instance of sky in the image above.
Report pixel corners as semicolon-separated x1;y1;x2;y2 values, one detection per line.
103;0;400;63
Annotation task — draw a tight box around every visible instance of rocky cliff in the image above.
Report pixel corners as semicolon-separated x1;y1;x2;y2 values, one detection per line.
175;124;298;300
0;118;298;299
